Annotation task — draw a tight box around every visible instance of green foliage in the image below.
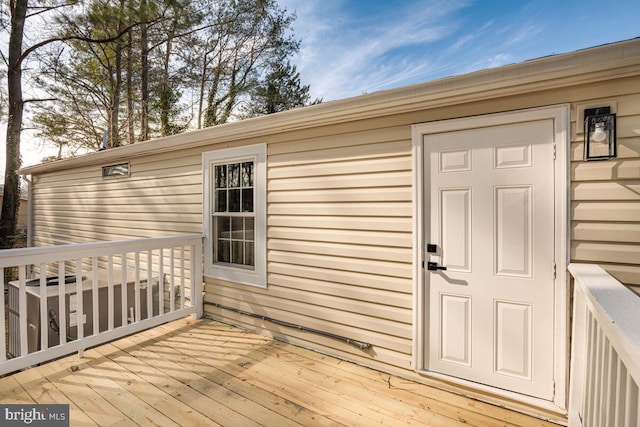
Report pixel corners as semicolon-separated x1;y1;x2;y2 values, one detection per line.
153;84;189;135
28;0;312;153
196;0;301;127
242;60;321;118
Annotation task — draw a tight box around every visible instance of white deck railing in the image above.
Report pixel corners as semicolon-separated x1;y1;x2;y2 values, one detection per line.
0;234;203;376
569;263;640;427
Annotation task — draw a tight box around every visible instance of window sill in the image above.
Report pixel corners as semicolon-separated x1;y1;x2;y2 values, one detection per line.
204;265;266;289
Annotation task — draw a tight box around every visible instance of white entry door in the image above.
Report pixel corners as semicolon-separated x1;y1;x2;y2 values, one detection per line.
423;117;557;400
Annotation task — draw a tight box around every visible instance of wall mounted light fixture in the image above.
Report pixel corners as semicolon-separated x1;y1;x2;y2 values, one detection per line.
584;107;616;161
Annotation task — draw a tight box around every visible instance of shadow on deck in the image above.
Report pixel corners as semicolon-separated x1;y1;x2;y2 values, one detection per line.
0;318;559;426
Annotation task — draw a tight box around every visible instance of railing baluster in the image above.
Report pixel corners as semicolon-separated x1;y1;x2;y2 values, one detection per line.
159;249;164;316
584;311;596;424
18;266;27;357
121;254;127;326
594;325;605;426
92;257;99;336
134;251;141;322
180;247;185;309
58;261;66;345
75;259;83;341
189;245;194;309
38;263;47;351
107;255;114;331
605;340;617;426
170;248;175;312
147;249;153;318
616;361;627;426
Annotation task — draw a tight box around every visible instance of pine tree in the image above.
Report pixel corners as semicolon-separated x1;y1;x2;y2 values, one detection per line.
242;60;320;117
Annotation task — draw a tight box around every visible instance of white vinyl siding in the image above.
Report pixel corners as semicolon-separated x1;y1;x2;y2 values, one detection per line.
31;148;203;244
570;89;640;295
204;131;416;373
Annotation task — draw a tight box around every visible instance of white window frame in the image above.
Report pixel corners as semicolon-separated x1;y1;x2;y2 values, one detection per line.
203;144;267;288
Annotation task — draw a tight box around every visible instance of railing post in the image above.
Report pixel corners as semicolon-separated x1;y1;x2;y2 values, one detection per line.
158;249;164;316
169;248;175;313
192;238;203;319
38;264;48;351
58;261;67;345
92;257;100;336
75;259;84;342
147;249;153;318
569;280;588;426
18;266;28;357
568;263;640;427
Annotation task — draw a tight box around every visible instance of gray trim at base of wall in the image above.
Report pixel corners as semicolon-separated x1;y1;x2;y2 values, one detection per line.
204;301;372;350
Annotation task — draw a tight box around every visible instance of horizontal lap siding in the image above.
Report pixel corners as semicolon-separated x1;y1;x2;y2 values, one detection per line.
32;149;204;245
29;72;640;376
204;133;416;373
570;87;640;294
30;148;205;304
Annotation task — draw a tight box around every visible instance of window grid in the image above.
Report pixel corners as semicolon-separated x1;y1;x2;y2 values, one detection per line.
213;161;255;268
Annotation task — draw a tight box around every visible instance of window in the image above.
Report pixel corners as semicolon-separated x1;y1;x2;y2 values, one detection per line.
203;144;266;287
102;162;130;178
213;162;255;266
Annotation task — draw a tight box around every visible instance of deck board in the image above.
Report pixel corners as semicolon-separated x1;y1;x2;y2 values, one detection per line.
1;318;561;426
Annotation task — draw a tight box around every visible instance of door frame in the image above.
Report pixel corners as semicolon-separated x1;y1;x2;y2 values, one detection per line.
411;105;569;411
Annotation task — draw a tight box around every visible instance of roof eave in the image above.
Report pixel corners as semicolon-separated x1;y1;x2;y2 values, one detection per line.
20;38;640;175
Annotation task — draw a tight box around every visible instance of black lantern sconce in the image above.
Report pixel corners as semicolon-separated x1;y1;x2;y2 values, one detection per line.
584;107;616;161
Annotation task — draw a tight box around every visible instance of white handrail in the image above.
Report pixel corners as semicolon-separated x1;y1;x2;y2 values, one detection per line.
0;234;203;268
568;263;640;427
0;234;203;376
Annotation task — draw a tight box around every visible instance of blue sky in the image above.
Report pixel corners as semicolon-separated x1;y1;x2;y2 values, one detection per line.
278;0;640;101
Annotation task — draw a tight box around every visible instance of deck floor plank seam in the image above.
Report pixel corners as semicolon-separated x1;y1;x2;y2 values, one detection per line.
164;320;557;427
117;324;380;426
31;357;139;427
87;343;226;427
175;322;517;426
151;326;466;426
1;317;561;426
101;338;303;427
112;325;344;427
147;320;550;427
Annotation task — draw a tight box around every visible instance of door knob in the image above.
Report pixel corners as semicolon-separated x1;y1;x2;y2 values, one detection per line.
427;262;447;271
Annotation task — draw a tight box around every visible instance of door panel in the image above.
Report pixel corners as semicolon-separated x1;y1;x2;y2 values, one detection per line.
425;119;555;400
495;300;532;380
495;185;532;277
440;293;472;366
440;188;471;271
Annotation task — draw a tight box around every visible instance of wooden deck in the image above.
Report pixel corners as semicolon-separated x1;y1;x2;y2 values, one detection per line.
0;318;560;426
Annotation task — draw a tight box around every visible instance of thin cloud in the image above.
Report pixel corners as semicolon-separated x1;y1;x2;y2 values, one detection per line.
281;0;471;100
500;22;544;47
450;20;494;52
462;53;513;73
278;0;640;102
